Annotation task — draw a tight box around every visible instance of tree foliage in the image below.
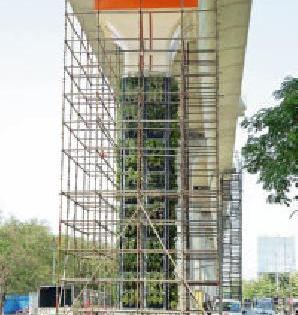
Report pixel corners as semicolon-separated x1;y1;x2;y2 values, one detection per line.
0;215;119;313
241;77;298;205
243;276;275;300
243;273;298;300
0;215;55;310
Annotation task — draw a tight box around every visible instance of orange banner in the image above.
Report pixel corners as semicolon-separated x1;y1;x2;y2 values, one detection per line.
95;0;198;10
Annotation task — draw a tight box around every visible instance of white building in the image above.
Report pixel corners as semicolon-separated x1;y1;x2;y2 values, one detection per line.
257;236;296;275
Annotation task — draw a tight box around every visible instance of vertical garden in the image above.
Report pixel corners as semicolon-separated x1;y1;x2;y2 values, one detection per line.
118;75;180;309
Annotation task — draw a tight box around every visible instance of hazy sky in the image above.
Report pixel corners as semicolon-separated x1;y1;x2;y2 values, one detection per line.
238;0;298;279
0;0;297;279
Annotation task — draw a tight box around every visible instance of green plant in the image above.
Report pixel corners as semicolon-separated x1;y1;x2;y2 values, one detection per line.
118;75;179;308
241;76;298;205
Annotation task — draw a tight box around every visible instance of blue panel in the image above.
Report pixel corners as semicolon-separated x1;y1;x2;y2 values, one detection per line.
4;295;29;315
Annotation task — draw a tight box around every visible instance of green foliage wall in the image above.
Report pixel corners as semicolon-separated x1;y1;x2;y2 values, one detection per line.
118;75;179;309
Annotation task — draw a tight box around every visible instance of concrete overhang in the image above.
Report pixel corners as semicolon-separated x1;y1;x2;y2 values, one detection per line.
217;0;251;171
69;0;251;172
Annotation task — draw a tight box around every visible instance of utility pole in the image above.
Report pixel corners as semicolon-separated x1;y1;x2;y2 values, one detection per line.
52;237;56;284
0;262;7;315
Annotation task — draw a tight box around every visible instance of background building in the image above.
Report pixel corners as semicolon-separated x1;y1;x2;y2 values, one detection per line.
257;236;296;275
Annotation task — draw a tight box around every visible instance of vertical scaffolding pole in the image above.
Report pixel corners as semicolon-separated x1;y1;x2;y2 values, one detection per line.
137;2;145;309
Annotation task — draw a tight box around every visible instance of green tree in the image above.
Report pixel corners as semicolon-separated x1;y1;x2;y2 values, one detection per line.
0;216;54;313
243;273;298;299
243;276;276;300
288;273;298;296
241;77;298;205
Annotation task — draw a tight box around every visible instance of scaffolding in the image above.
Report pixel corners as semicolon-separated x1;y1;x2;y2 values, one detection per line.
58;0;223;314
220;169;242;301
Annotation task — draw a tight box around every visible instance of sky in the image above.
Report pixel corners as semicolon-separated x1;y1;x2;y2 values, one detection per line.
238;0;298;279
0;0;297;280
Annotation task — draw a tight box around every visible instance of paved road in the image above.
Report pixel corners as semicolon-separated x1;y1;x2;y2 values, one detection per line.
245;309;284;315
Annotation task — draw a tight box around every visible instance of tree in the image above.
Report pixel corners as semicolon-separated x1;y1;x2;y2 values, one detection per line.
0;217;54;314
243;273;298;300
243;276;276;300
241;77;298;205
